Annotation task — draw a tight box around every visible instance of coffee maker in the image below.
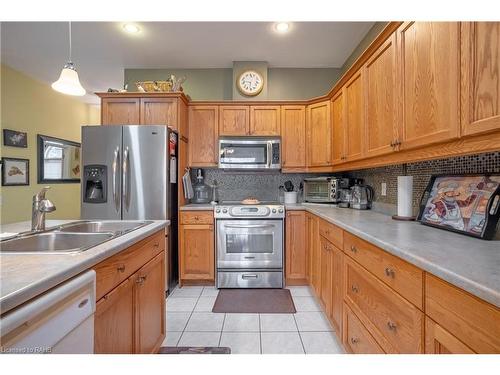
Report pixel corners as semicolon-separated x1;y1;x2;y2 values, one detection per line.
338;178;355;208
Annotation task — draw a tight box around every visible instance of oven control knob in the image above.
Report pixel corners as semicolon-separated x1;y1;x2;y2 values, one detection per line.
222;209;228;213
278;208;284;213
215;208;221;213
272;209;277;213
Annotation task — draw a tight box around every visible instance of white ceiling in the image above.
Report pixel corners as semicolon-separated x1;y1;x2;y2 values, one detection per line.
1;22;374;103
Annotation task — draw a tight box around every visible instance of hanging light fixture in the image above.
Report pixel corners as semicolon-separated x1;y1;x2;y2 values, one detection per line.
52;22;86;96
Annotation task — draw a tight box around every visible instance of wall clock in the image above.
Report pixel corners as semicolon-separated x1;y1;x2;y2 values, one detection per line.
237;70;264;96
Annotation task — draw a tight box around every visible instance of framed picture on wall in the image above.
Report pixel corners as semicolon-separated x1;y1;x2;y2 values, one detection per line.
1;157;30;186
3;129;28;148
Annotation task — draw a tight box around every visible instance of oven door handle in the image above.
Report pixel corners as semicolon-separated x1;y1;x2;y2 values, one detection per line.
223;224;276;229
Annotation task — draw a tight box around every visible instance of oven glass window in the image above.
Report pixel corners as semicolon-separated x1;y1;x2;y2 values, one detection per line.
306;182;330;199
226;234;273;253
220;143;267;165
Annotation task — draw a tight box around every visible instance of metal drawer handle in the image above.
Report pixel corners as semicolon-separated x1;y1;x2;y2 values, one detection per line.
242;274;258;279
384;267;395;278
350;245;357;253
244;256;255;259
78;298;89;308
351;285;359;293
387;321;397;331
117;265;126;273
350;337;359;344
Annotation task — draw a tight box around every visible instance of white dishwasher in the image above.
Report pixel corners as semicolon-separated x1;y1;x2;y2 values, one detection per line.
0;270;96;354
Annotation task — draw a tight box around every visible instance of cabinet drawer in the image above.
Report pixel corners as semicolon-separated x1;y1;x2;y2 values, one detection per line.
180;211;214;225
343;303;384;354
343;232;423;309
318;219;343;249
94;230;165;300
344;258;423;353
425;274;500;353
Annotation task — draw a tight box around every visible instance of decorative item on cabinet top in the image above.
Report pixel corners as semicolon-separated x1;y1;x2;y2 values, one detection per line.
135;75;186;93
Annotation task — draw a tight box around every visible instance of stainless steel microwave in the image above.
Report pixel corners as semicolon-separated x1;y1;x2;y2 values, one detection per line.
218;137;281;170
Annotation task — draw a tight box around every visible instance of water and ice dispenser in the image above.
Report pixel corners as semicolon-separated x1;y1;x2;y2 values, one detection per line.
83;165;107;203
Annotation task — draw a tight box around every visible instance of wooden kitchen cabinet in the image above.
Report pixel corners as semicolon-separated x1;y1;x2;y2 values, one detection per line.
179;211;215;285
140;97;177;127
344;70;364;161
307;100;332;168
285;211;308;285
319;236;333;316
219;106;250;136
101;98;140;125
397;22;460;150
307;213;321;294
331;90;346;165
343;303;385;354
250;105;281;135
331;245;343;333
281;105;307;171
188;105;219;167
425;318;474;354
364;34;398;158
134;252;166;354
461;22;500;137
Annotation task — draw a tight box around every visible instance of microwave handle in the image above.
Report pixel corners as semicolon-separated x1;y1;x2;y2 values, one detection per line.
267;141;272;168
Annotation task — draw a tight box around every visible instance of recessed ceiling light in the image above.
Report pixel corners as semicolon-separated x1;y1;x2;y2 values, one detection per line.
275;22;290;33
123;23;140;34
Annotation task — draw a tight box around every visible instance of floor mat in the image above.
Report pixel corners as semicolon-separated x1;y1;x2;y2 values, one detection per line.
212;288;296;313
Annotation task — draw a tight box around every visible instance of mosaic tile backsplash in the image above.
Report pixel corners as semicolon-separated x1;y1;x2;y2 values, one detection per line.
191;151;500;215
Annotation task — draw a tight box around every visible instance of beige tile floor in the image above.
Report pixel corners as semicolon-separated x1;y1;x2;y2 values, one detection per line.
162;285;344;354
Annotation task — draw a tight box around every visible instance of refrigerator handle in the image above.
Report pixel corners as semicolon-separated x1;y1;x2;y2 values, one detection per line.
112;147;120;213
123;147;130;212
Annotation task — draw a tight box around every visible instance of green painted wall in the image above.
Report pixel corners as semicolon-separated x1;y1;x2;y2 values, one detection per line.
0;64;100;224
124;67;341;100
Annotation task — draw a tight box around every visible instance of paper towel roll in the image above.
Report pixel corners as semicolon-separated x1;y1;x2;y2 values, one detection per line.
397;176;414;217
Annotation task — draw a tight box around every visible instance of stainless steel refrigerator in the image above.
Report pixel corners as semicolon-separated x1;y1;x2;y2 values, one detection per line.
81;125;178;294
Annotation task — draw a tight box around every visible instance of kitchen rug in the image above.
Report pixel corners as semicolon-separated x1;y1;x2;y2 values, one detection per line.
158;347;231;354
212;288;296;313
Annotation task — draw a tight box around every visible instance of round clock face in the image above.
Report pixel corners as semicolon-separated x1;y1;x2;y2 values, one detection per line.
237;70;264;96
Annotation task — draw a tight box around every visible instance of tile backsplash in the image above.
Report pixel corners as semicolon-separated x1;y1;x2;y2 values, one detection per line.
190;151;500;215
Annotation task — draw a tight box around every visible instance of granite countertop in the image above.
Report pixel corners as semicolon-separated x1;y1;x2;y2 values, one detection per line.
180;203;216;211
0;219;169;315
181;202;500;307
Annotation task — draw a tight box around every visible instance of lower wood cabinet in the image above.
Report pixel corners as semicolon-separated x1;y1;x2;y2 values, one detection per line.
93;232;167;354
285;211;308;284
425;317;474;354
306;213;321;295
343;303;384;354
179;211;215;285
319;236;333;316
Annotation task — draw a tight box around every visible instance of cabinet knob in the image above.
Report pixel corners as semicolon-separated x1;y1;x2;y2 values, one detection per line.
350;245;357;253
153;243;160;248
117;264;126;273
384;267;395;278
350;337;359;344
387;321;397;331
136;275;147;285
351;285;359;293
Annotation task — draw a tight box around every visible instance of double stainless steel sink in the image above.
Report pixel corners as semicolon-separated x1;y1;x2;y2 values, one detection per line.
0;220;151;254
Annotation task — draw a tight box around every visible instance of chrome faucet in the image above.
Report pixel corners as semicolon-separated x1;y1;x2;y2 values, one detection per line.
32;187;56;231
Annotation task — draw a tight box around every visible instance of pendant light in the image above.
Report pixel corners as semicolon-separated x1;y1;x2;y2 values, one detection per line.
52;22;86;96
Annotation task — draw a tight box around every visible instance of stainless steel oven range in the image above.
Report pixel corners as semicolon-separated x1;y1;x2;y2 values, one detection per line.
215;203;284;288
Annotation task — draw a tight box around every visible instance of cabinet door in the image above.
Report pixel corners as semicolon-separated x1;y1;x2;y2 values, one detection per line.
345;71;364;161
307;214;321;295
425;318;474;354
102;98;140;125
134;252;166;354
461;22;500;136
364;34;398;157
331;90;346;164
307;101;332;167
180;224;215;281
94;277;134;354
188;105;219;167
319;237;333;316
331;246;343;333
398;22;460;149
281;105;307;170
250;106;281;135
140;97;178;129
285;211;308;284
219;106;250;136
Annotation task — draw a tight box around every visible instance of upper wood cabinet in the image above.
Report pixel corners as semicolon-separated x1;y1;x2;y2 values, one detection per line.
134;252;166;354
331;90;346;164
250;105;281;135
188;105;219;167
307;100;332;167
285;211;308;284
397;22;460;150
344;71;364;161
140;97;177;127
461;22;500;137
281;105;307;170
219;106;250;136
364;34;398;158
102;98;140;125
